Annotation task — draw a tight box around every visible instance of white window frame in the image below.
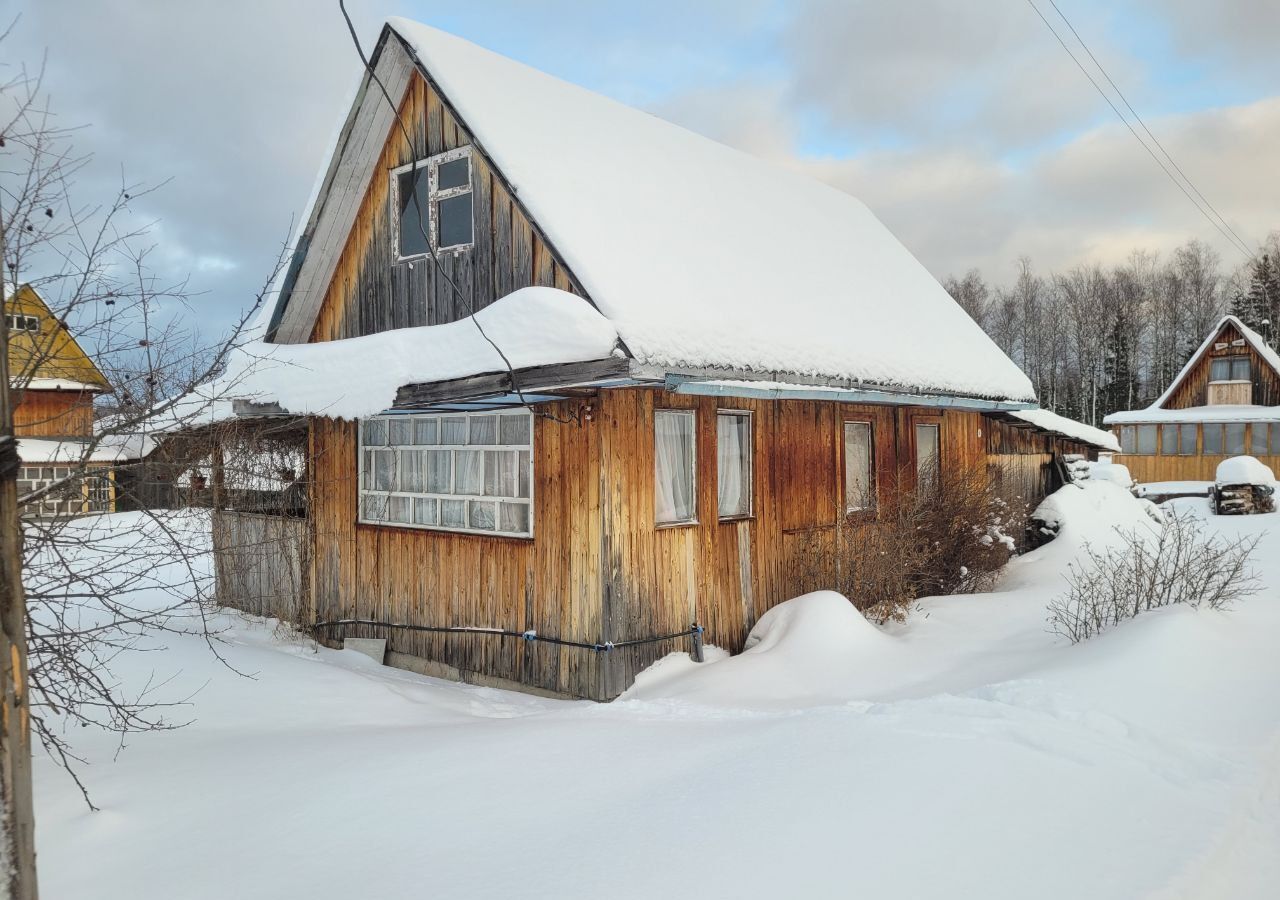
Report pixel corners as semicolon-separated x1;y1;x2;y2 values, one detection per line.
358;409;534;539
716;409;753;521
843;420;876;513
390;146;474;260
655;409;698;527
6;314;38;333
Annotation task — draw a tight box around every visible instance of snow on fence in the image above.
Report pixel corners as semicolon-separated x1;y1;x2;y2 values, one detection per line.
212;510;309;623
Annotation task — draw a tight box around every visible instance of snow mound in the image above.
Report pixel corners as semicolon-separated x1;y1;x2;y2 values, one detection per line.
1085;461;1135;489
1215;456;1276;487
623;591;893;708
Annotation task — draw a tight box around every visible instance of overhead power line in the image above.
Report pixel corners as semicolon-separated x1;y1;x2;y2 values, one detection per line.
1024;0;1255;261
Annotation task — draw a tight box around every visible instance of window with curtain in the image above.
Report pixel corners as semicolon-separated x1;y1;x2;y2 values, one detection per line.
1135;425;1157;455
655;409;696;524
1120;426;1137;454
716;411;752;519
392;146;474;258
915;423;940;493
1225;422;1246;455
844;421;875;512
1252;422;1279;456
1203;423;1224;455
359;410;533;537
1209;356;1250;382
1160;423;1197;456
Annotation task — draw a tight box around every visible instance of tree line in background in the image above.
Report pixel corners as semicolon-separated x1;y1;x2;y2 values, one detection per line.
945;234;1280;427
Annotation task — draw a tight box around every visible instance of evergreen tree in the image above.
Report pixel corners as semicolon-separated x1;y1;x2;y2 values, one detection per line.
1101;309;1134;417
1234;253;1280;346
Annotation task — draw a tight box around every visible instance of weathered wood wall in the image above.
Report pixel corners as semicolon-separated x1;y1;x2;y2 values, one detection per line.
13;389;94;438
306;388;1058;699
309;70;586;344
212;510;310;623
1164;321;1280;409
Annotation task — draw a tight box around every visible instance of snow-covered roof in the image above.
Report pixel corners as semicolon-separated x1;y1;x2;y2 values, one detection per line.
267;20;1035;404
1105;405;1280;425
1117;315;1280;417
164;287;618;424
17;433;153;465
1007;408;1120;452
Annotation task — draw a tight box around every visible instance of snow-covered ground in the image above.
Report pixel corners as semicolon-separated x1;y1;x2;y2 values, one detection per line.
32;487;1280;899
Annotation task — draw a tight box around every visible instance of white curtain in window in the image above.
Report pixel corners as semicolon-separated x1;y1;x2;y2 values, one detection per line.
655;411;695;523
844;422;873;511
717;414;751;518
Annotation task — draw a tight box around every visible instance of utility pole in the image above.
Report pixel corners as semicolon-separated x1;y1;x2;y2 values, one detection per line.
0;284;39;897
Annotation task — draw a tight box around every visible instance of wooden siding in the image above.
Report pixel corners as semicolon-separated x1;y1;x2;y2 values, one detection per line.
1115;419;1280;482
1163;320;1280;409
13;388;95;438
308;70;587;344
213;511;310;622
307;388;1051;699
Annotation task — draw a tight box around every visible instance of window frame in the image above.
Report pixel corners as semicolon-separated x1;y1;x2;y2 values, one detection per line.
913;420;941;492
654;408;698;527
389;146;475;260
5;314;38;333
1135;424;1157;455
357;409;535;539
715;409;754;521
842;420;877;515
1209;355;1250;383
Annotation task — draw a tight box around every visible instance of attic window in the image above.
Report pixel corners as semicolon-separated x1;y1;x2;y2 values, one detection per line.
6;314;38;333
1209;357;1249;382
391;147;474;258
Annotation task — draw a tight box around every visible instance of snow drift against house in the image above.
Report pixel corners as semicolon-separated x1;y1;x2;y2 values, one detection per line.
222;287;617;420
378;19;1034;403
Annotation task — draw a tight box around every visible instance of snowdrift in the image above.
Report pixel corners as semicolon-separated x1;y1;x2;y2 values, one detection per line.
625;479;1168;709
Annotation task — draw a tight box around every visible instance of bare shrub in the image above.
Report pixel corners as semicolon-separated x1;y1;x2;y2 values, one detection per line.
1047;509;1261;642
845;461;1027;624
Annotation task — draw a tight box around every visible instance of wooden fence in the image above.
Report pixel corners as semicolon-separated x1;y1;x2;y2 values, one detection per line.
212;510;310;624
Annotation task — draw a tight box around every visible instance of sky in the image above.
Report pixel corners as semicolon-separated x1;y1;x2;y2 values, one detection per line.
6;0;1279;338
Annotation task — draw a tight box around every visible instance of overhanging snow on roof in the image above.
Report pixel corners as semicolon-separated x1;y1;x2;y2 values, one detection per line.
1105;405;1280;425
667;377;1035;412
265;19;1037;405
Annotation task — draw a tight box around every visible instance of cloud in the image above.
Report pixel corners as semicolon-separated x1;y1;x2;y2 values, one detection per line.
780;0;1141;147
6;0;385;335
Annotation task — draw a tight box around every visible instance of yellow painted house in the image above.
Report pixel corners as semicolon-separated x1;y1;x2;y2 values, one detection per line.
6;283;119;516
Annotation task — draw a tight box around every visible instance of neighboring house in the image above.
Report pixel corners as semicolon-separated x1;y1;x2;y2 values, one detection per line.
5;282;125;516
1105;315;1280;483
232;19;1112;699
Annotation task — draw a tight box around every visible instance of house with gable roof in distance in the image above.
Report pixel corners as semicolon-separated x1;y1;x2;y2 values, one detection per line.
234;18;1117;699
5;281;129;516
1105;314;1280;483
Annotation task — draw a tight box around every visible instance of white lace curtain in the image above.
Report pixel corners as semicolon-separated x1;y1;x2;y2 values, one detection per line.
717;413;751;518
655;410;696;523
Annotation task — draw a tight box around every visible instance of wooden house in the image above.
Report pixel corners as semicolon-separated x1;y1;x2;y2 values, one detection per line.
236;20;1113;699
1105;315;1280;484
4;282;126;516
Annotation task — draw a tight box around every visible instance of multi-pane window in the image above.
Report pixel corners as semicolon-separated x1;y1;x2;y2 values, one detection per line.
843;421;875;512
915;423;940;492
1251;422;1280;456
392;147;474;258
15;465;98;517
5;314;38;333
716;411;752;519
359;410;533;537
1160;423;1197;456
1209;357;1250;382
1201;423;1245;456
655;409;696;525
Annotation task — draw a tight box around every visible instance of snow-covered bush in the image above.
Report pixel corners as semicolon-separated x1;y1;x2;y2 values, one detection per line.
843;461;1023;624
1046;509;1260;642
